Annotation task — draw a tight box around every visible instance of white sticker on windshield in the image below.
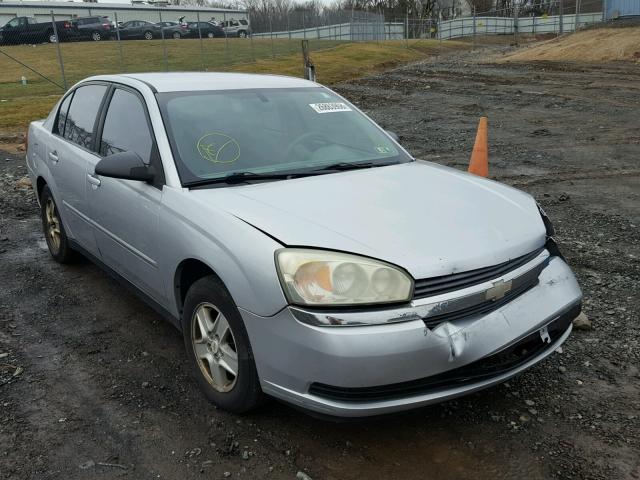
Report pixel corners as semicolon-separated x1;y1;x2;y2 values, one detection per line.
309;102;352;114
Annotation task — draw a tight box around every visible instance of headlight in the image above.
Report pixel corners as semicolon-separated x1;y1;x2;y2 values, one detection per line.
276;249;413;306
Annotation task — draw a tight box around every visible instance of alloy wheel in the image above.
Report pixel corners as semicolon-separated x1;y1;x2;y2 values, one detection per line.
92;31;101;41
173;32;181;39
45;198;61;253
48;33;58;43
144;31;153;40
191;302;238;392
207;32;214;38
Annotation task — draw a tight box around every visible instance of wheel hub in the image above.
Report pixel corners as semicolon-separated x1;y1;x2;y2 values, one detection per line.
209;335;220;355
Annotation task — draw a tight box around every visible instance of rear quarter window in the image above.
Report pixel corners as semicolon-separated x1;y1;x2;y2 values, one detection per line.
54;93;73;136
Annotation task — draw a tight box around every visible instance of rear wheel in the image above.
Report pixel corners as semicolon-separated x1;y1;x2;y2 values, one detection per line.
207;32;214;38
172;31;181;39
143;30;153;40
238;30;248;38
91;31;101;41
40;186;78;263
47;31;58;43
182;276;263;413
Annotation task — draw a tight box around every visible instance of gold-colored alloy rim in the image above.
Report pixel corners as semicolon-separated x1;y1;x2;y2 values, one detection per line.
45;198;61;253
191;302;238;392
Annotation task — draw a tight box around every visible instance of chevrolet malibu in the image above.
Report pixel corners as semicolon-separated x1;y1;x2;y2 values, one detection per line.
26;73;582;417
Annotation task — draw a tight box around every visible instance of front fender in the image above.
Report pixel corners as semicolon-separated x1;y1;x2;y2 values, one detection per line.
158;187;288;318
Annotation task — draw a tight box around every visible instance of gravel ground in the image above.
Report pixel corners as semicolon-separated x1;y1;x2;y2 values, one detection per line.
1;49;639;480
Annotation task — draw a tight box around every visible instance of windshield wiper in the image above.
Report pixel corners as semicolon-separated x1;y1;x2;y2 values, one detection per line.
185;170;320;188
312;161;394;172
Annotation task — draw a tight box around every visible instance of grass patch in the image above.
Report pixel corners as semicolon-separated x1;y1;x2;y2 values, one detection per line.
0;38;467;134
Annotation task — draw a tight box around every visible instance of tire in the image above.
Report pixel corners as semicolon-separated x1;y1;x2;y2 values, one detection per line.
172;31;181;39
238;30;248;38
143;30;154;40
91;31;101;41
182;275;263;413
207;32;214;38
40;185;78;263
47;31;58;43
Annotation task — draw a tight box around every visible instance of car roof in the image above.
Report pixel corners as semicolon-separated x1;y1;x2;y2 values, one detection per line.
85;72;319;93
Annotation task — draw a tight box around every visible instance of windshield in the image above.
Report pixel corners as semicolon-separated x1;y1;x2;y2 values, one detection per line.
157;87;411;185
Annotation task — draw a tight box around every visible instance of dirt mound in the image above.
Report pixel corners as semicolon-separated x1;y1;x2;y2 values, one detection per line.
498;26;640;63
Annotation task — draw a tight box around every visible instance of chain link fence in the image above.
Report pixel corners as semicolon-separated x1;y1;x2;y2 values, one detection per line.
0;0;614;135
435;0;605;46
0;1;609;96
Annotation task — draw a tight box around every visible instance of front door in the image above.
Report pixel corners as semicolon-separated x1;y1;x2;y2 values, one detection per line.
87;87;166;304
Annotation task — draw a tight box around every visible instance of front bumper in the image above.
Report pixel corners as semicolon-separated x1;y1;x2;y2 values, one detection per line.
240;256;581;417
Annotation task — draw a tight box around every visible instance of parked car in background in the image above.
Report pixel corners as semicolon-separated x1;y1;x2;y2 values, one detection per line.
221;19;250;37
72;15;112;41
185;21;225;38
117;20;158;40
0;16;78;44
26;72;582;417
155;21;189;39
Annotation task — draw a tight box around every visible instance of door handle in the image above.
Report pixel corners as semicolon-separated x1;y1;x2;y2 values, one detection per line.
87;174;101;188
48;151;59;163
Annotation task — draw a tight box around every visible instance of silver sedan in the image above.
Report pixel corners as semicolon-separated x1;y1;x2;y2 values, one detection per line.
26;73;582;417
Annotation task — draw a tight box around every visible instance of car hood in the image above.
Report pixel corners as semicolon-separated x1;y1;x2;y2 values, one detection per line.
192;161;546;279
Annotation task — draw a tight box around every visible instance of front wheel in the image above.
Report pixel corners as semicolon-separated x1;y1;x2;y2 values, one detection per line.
91;31;102;41
47;31;58;43
182;276;263;413
172;31;181;39
238;30;248;38
207;32;214;38
40;185;78;263
143;30;154;40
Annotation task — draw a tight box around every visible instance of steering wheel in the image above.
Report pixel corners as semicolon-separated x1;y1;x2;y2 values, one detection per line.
284;132;331;161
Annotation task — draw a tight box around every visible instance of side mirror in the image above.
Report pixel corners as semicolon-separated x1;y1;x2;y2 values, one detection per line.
386;130;400;142
95;151;154;182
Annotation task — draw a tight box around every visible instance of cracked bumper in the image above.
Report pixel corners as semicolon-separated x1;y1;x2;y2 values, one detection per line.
240;257;582;417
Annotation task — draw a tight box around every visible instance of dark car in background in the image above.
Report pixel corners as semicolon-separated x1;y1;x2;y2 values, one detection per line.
117;20;159;40
185;21;225;38
0;16;78;44
155;21;189;39
73;15;112;41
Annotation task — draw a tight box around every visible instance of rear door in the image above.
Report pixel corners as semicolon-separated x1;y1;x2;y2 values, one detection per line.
87;86;166;303
47;83;108;255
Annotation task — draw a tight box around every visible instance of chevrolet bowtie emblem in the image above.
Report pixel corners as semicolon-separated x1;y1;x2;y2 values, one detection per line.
485;279;513;301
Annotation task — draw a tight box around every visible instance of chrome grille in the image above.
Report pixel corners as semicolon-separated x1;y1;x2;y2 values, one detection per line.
413;247;545;300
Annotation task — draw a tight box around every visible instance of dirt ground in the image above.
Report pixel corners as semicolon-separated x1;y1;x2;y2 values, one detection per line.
1;48;639;480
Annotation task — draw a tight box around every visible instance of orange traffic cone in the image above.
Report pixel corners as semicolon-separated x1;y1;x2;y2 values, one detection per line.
468;116;488;177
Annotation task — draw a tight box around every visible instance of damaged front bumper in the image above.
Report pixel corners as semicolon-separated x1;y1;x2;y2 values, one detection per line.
240;255;582;417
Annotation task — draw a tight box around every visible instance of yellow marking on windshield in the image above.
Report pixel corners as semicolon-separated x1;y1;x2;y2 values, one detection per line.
197;132;241;164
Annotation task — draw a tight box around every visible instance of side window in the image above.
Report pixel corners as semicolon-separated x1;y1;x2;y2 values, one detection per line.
55;93;73;136
7;18;20;28
27;17;37;25
100;89;153;163
64;84;107;150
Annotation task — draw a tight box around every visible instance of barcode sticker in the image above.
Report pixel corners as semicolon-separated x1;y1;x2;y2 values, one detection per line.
309;102;352;114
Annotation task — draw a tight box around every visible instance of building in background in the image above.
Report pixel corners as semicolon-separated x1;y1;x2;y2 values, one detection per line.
0;1;247;26
605;0;640;19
